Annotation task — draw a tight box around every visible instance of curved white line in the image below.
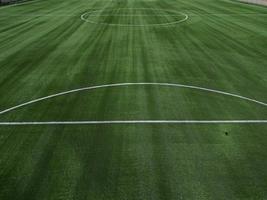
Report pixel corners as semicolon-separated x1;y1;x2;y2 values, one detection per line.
1;120;267;125
80;8;189;27
0;82;266;115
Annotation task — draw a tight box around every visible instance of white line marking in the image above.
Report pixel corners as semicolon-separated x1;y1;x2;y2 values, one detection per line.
0;0;39;10
0;82;266;116
0;120;267;126
80;8;189;27
82;14;183;16
1;13;267;17
189;13;267;16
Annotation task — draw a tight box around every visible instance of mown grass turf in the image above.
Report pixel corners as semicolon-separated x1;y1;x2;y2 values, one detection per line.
0;0;267;199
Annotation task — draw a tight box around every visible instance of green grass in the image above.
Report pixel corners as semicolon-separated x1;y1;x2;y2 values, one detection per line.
0;0;267;199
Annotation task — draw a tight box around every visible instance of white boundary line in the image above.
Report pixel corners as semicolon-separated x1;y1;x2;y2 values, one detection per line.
80;8;189;27
1;13;267;17
0;120;267;126
0;82;267;126
190;13;267;16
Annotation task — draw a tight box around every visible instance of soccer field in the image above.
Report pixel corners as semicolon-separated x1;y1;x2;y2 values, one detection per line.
0;0;267;199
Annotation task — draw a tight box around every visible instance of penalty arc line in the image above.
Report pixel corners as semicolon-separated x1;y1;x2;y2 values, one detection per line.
0;82;267;126
1;82;267;116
